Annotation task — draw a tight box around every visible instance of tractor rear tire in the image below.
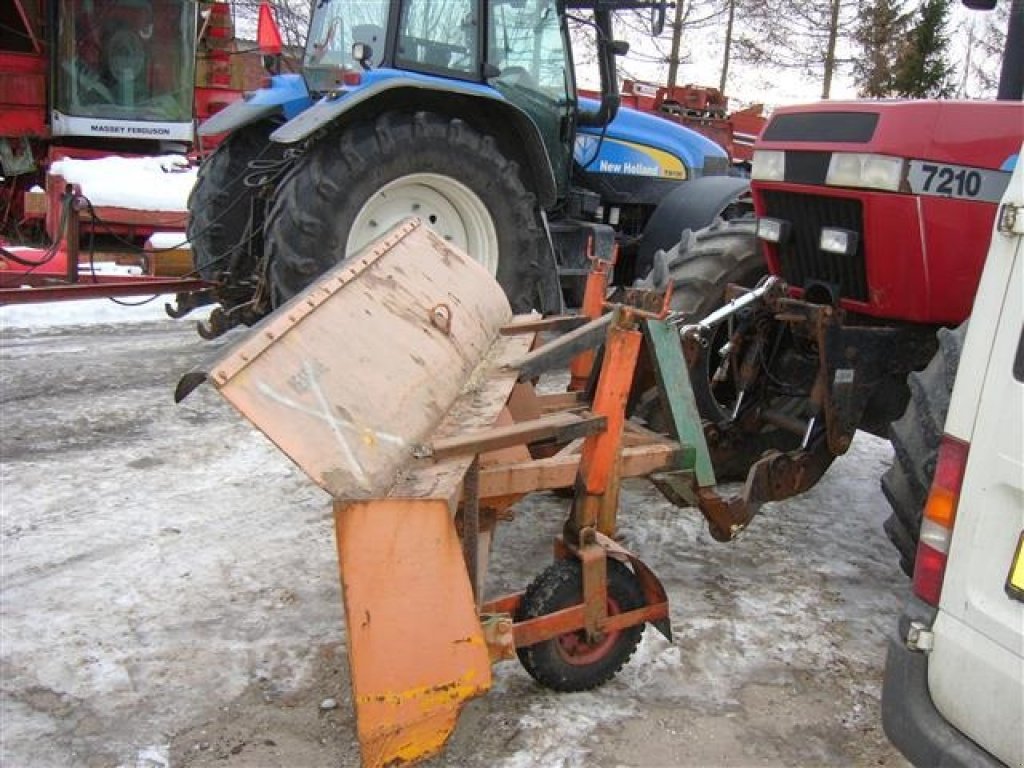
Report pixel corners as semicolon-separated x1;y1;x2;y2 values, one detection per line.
187;120;284;282
265;111;546;312
881;323;967;577
515;558;645;692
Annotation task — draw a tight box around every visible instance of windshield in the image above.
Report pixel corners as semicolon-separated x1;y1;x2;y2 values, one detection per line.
304;0;390;90
53;0;195;124
487;0;572;190
488;0;568;98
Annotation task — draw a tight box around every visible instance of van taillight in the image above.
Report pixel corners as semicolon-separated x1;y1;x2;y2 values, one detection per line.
913;435;970;606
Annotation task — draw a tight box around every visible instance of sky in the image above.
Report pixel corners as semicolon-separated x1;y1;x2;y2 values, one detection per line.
596;3;999;110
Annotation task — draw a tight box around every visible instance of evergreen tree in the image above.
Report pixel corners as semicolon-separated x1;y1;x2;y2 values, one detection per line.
853;0;910;96
892;0;956;97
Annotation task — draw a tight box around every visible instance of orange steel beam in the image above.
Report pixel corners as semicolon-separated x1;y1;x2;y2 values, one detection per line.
476;443;679;500
569;242;617;390
566;309;644;539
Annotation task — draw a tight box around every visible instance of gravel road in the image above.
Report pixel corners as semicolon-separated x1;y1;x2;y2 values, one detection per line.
1;313;911;768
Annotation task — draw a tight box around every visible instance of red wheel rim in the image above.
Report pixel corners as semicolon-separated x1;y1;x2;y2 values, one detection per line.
554;596;622;666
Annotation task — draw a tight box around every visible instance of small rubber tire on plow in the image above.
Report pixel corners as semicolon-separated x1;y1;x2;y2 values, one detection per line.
265;111;547;313
881;322;966;577
515;558;644;692
187;119;285;283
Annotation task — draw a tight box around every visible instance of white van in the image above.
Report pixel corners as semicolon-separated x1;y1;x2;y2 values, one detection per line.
881;153;1024;765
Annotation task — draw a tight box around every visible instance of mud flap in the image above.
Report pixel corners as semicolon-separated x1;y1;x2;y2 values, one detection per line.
335;498;491;767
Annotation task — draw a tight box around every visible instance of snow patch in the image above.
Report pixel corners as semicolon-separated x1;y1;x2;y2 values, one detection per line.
48;155;197;212
497;687;637;768
1;294;206;330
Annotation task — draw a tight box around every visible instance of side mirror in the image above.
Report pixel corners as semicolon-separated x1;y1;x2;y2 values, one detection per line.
352;42;374;70
651;0;666;36
961;0;996;8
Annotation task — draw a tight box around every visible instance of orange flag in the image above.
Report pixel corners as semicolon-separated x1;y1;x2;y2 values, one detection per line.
257;1;283;55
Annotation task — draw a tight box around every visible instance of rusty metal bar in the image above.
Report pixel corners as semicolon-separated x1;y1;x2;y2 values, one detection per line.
500;315;588;335
476;443;679;500
462;458;481;606
423;413;607;461
569;244;616;390
0;276;211;304
566;310;643;539
509;313;614;381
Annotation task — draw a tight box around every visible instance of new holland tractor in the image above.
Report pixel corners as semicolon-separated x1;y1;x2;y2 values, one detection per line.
179;0;749;336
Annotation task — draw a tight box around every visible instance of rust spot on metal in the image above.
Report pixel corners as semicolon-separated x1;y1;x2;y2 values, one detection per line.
430;304;453;335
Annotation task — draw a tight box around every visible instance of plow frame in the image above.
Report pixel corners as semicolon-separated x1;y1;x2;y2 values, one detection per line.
192;218;872;767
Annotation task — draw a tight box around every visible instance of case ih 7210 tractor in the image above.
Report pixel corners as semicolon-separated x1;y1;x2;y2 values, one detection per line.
655;0;1022;574
179;0;749;335
658;96;1021;574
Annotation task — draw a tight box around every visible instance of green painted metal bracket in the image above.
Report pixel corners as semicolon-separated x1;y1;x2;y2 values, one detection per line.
643;318;716;487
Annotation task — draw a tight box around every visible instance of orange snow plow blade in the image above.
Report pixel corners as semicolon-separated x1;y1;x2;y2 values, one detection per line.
336;499;490;766
190;218;516;765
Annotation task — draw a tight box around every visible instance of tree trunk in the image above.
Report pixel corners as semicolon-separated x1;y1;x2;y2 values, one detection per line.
720;0;736;92
821;0;842;98
667;0;686;88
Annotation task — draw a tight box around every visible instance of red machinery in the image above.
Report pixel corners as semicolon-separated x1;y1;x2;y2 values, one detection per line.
584;80;767;167
0;0;241;302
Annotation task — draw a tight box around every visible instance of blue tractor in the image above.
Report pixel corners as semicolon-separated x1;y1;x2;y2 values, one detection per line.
181;0;752;336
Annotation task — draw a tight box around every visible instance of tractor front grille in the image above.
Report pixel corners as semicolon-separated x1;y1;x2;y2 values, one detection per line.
762;189;868;302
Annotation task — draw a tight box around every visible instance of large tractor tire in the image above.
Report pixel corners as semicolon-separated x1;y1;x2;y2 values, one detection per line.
638;218;765;422
187;120;284;282
881;323;967;577
661;218;764;335
265;111;547;312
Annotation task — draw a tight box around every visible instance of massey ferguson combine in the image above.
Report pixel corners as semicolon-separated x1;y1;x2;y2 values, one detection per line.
0;0;239;300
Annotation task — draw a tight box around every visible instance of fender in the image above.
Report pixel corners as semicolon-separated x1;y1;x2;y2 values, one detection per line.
639;175;751;265
198;74;312;137
269;72;557;208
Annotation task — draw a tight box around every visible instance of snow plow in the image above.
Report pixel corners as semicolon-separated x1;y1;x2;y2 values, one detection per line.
177;218;832;766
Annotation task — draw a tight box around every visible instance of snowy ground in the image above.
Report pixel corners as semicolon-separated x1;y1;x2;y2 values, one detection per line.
1;301;911;767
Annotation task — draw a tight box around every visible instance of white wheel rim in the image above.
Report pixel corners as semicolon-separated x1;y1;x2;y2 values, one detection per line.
346;173;500;276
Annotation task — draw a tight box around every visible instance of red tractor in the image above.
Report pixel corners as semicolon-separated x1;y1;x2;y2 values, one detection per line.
648;9;1022;573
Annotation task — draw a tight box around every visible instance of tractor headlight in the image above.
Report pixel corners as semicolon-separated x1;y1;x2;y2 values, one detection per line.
826;153;904;191
751;150;785;182
756;217;790;243
820;227;859;256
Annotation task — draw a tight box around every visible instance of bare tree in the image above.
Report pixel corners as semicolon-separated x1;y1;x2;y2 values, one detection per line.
607;0;727;87
962;1;1010;96
734;0;858;98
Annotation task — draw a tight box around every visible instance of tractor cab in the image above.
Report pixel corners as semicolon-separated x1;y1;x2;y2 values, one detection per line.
299;0;578;191
50;0;196;142
291;0;668;198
